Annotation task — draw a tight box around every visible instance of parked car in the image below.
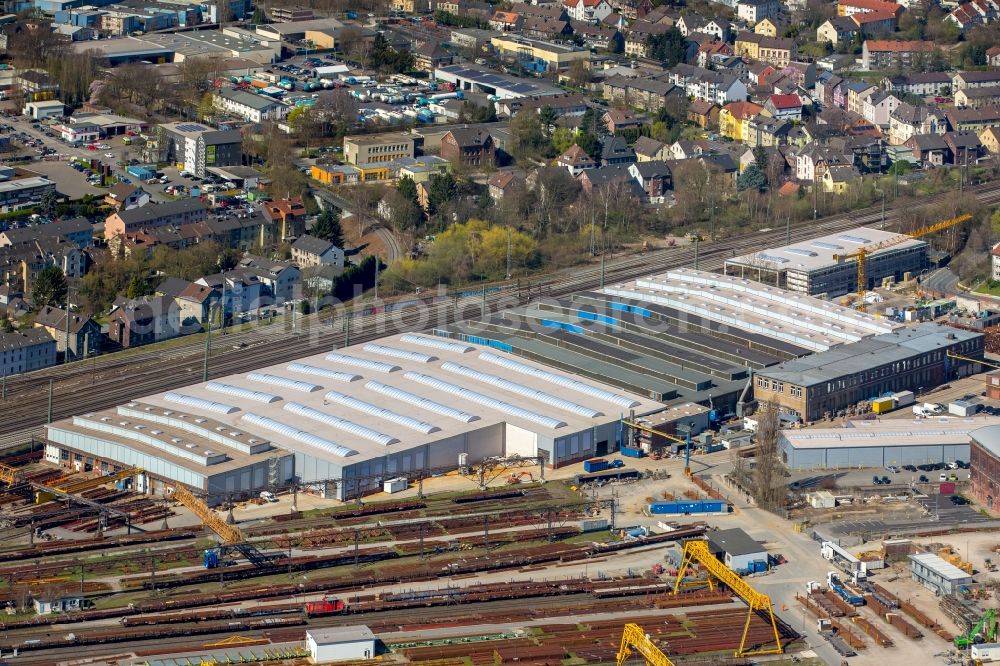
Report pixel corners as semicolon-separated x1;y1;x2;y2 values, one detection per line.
888;465;899;473
919;475;929;483
881;475;891;484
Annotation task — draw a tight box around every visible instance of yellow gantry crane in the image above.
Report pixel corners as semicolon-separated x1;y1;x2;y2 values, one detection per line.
673;539;783;658
0;462;18;486
833;213;972;312
617;623;676;666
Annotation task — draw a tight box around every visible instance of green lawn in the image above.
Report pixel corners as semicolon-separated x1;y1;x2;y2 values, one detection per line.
974;282;1000;297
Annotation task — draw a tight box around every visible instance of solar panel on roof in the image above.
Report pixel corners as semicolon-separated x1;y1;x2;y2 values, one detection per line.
175;123;208;132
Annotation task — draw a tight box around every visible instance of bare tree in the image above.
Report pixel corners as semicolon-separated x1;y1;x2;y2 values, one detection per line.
751;402;786;512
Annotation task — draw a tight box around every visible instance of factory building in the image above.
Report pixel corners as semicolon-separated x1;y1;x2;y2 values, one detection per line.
441;268;899;418
969;424;1000;510
754;323;984;422
44;334;662;502
778;417;1000;470
724;227;928;298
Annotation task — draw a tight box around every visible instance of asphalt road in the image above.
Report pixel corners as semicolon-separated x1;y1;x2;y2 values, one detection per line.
922;267;961;297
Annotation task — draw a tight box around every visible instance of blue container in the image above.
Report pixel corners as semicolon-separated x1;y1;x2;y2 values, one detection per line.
649;501;680;514
583;458;608;473
203;549;219;568
751;559;768;573
620;446;644;458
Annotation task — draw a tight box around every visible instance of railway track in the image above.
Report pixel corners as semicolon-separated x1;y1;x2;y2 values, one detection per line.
0;183;997;449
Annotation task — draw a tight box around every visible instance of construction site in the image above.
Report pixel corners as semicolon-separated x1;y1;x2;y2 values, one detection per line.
4;217;1000;666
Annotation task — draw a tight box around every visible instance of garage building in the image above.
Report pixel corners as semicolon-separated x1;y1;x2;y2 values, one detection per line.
44;333;662;503
707;528;767;572
778;417;1000;470
307;626;376;662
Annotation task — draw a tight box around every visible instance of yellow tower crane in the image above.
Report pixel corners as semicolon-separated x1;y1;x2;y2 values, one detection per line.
833;213;972;312
616;623;676;666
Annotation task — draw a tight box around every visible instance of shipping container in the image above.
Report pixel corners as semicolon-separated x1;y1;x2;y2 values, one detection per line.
871;397;894;414
383;477;407;494
648;500;726;514
949;400;979;417
583;458;608;473
620;446;644;458
939;482;956;495
892;390;915;407
580;518;609;532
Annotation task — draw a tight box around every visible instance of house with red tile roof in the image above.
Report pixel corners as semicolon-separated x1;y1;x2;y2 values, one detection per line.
489;10;522;31
765;94;803;121
861;39;934;70
837;0;902;19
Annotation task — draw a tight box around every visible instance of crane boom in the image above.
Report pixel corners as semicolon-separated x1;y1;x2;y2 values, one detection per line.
833;213;972;312
616;623;676;666
673;539;783;657
169;484;243;544
0;462;18;486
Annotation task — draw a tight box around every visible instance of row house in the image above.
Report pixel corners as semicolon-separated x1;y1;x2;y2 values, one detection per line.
837;0;903;19
608;0;654;20
815;72;844;107
503;94;588;119
602;75;684;112
745;116;792;147
861;39;935;71
571;21;623;51
522;16;572;40
33;306;100;359
108;295;181;348
887;102;946;145
665;64;748;105
829;135;888;172
600;136;637;165
955;86;1000;109
844;80;878;115
734;33;796;68
905;134;949;166
953;71;1000;90
946;106;1000;133
882;72;952;96
779;61;817;90
633;136;671;161
749;62;777;86
104;198;207;237
980;126;1000;153
687;99;720;128
794;144;852;181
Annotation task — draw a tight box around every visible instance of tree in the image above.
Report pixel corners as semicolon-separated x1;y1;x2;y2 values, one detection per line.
538;106;558;138
397;175;418;207
0;318;13;333
428;172;457;213
737;164;768;192
509;111;546;160
550;127;576;154
32;266;68;309
218;248;241;272
565;59;592;89
311;207;345;247
126;275;149;299
196;93;216;122
751;402;786;512
38;189;58;218
646;28;686;67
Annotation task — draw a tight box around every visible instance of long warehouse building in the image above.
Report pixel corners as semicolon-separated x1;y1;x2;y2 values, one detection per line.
43;333;663;503
724;227;928;298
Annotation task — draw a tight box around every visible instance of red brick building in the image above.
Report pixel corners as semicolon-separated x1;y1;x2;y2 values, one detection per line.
440;129;495;168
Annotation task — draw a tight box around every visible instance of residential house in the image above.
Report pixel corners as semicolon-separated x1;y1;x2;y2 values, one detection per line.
413;42;453;72
780;61;817;90
696;41;734;68
883;72;952;96
624;20;669;57
701;18;732;40
737;0;780;24
980;126;1000;153
634;136;670;161
238;255;302;303
822;165;860;193
988;46;1000;67
103;183;150;211
687;99;719;128
600;136;637;165
764;94;802;121
563;0;613;23
571;21;623;51
844;80;878;115
861;40;935;71
698;152;740;187
946;0;999;30
945;106;1000;133
440;128;495;168
557;144;598;174
0;217;92;248
667;140;703;160
862;90;902;127
0;328;55;376
108;295;180;348
602;76;684;113
851;10;897;37
665;64;748;105
888;103;946;144
816;73;844;107
490;10;523;31
754;16;788;37
816;16;859;45
262;197;307;242
196;271;264;317
104;198;207;237
675;14;706;36
720;100;767;141
33;306;100;359
993;243;1000;280
904;134;949;166
576;165;639;195
291;234;345;269
943;131;983;164
955;86;1000;109
748;62;777;87
522;16;572;40
627;161;672;203
603;109;643;133
745;115;791;146
175;282;219;327
733;33;796;68
795;144;851;181
487;170;523;200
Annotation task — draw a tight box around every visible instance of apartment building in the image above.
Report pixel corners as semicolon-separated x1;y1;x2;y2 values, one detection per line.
861;39;935;70
344;134;416;168
105;198;207;237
